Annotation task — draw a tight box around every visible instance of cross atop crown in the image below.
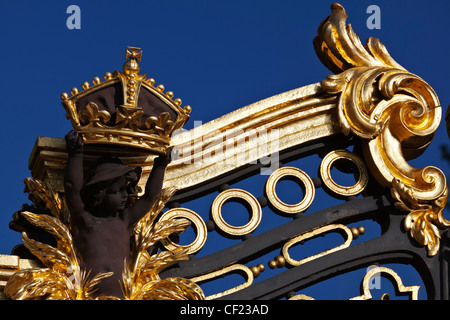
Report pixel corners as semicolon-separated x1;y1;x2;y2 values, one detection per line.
125;46;142;62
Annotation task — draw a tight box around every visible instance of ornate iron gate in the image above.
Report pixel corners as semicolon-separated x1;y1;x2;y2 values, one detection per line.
2;3;448;300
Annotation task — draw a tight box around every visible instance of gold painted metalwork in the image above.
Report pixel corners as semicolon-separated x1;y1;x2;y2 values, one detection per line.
159;208;207;255
4;179;204;300
4;178;99;300
61;46;190;154
5;210;113;300
282;224;353;267
249;264;265;278
189;264;254;300
165;82;336;190
30;82;339;196
315;3;448;255
350;266;419;300
265;166;315;214
288;294;315;300
0;255;43;300
5;3;448;298
0;255;19;269
268;255;286;269
25;4;447;257
211;189;262;236
122;186;204;300
350;226;365;240
319;149;368;197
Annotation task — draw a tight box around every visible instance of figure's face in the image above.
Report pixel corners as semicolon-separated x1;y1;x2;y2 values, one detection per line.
101;176;129;214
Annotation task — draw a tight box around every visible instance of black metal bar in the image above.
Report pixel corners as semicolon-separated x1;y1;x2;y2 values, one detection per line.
221;213;439;300
161;194;394;279
162;194;443;300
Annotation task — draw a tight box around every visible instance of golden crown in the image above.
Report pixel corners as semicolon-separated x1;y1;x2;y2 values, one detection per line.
61;46;191;154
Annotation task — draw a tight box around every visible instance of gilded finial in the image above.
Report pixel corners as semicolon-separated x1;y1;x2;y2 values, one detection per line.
123;46;142;75
126;46;142;61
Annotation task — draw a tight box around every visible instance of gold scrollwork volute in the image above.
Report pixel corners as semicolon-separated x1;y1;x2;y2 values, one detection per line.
315;3;448;255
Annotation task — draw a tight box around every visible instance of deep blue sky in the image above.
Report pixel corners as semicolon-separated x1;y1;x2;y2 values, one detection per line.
1;0;449;299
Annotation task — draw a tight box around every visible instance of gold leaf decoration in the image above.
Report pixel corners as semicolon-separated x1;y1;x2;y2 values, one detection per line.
5;210;112;300
5;180;204;300
145;112;175;138
61;46;190;153
315;3;448;255
392;179;449;256
123;186;204;300
78;102;111;128
314;3;404;74
23;177;69;225
115;105;144;130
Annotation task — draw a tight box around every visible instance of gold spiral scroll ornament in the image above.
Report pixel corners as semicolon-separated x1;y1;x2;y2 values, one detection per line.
265;167;315;214
315;3;449;255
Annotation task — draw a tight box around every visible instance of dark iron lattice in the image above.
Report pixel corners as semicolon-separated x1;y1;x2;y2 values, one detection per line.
159;134;450;300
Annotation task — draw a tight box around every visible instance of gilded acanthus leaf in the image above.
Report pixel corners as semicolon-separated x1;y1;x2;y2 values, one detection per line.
21;211;73;251
392;179;449;256
138;277;205;300
7;179;204;300
23;177;69;225
5;182;112;300
142;247;190;279
21;232;72;273
5;267;113;300
314;3;404;74
146;218;191;249
315;3;448;256
123;187;204;300
5;268;69;300
134;186;178;237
